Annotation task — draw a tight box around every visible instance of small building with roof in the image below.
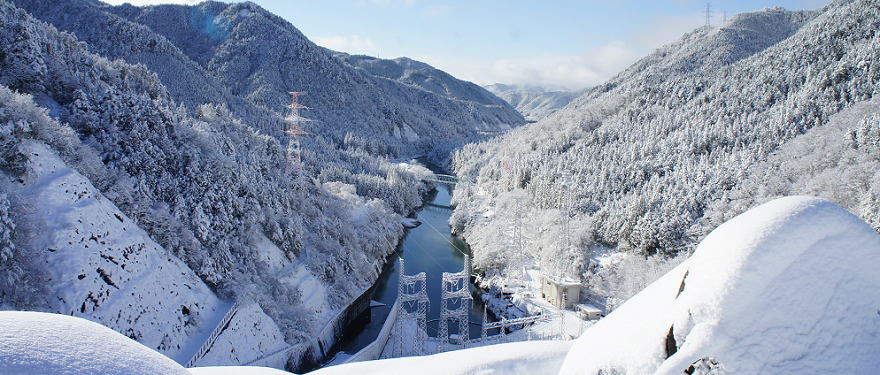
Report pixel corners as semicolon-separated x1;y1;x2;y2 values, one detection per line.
540;274;581;309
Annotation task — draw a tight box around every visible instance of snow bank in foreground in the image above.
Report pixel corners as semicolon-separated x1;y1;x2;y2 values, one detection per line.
309;340;573;375
558;196;880;374
189;366;294;375
0;311;190;375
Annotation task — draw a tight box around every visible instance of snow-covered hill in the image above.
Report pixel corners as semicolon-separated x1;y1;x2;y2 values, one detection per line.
336;55;513;116
2;141;224;360
301;196;880;374
558;196;880;374
449;0;880;307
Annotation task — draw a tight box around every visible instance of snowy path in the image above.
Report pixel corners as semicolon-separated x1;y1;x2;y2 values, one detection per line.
174;299;237;366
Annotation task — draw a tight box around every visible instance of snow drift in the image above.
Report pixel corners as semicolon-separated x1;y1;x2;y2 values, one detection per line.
558;196;880;374
309;340;574;375
0;311;190;375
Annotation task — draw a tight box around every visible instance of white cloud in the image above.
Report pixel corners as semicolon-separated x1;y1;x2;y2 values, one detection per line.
420;40;643;91
101;0;201;5
314;35;380;56
631;13;704;50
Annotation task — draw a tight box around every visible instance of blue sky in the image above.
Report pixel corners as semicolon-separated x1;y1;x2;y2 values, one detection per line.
105;0;829;90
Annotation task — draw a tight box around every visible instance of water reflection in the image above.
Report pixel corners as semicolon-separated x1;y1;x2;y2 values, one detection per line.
320;178;495;366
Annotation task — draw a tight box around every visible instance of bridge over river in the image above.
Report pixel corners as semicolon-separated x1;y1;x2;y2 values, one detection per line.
423;174;461;186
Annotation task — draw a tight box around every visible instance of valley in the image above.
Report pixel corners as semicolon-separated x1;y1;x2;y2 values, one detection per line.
1;0;880;374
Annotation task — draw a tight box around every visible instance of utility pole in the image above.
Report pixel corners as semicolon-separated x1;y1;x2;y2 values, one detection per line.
704;2;713;28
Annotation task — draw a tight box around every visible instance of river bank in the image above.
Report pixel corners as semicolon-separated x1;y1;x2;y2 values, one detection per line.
307;162;494;370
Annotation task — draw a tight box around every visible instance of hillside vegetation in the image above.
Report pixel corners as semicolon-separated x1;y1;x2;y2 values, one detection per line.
0;0;517;368
450;0;880;305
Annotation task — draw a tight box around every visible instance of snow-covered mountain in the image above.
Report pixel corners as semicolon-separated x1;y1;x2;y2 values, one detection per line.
9;0;524;152
496;88;588;122
336;55;513;117
449;0;880;307
483;84;586;122
0;0;477;369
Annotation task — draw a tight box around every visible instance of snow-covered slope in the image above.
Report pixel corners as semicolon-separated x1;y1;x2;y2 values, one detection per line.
2;141;222;359
0;311;191;375
337;55;513;113
196;302;289;367
558;196;880;374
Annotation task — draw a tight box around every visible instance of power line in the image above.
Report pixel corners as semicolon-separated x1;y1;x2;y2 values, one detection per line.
416;211;467;257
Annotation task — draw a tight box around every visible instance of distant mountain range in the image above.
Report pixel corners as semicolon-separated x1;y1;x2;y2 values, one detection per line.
11;0;525;153
484;84;588;122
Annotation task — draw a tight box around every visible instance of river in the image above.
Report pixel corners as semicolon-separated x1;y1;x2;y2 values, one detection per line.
313;175;494;369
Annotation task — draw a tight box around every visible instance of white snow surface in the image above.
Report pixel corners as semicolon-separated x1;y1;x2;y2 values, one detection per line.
558;196;880;374
196;302;289;367
8;141;221;358
310;340;573;375
189;366;294;375
0;311;190;375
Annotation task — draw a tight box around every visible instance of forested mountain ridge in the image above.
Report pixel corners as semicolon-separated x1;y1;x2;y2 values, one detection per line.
0;0;444;368
450;0;880;306
10;0;525;154
335;54;511;111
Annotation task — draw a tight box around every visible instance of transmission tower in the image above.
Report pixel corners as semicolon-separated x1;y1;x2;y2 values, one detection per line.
553;171;573;278
721;11;727;24
439;255;472;352
394;259;429;357
704;2;713;27
508;196;527;285
284;92;311;174
559;290;568;339
481;304;488;342
502;139;513;191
